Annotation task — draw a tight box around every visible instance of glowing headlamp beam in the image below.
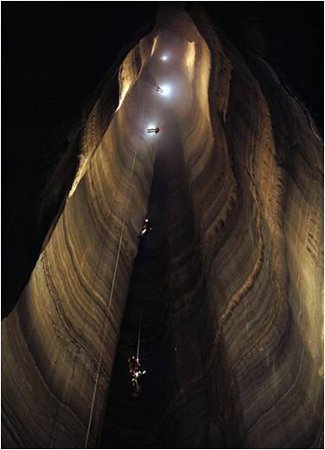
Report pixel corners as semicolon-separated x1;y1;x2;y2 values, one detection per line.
156;84;171;97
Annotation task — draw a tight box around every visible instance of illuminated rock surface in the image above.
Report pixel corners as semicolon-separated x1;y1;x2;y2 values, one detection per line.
2;7;323;449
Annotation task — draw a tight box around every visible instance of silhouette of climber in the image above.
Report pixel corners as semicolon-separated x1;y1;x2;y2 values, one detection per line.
128;356;146;397
147;127;160;134
139;217;152;238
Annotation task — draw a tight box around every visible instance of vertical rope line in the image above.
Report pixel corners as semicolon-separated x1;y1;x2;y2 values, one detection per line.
136;305;142;361
47;158;111;448
84;149;138;448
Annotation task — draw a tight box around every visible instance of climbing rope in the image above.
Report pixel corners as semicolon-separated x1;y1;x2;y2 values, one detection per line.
49;159;113;448
84;94;160;445
84;148;138;448
136;305;142;361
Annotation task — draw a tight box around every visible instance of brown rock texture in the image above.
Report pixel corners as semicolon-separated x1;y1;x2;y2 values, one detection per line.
2;8;323;449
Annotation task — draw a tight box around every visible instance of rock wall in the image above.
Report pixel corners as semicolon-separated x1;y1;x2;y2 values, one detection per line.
2;7;323;449
2;33;157;448
195;16;323;447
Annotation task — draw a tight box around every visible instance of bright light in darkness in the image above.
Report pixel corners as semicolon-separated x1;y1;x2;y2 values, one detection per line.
160;54;168;61
159;84;171;97
145;123;159;136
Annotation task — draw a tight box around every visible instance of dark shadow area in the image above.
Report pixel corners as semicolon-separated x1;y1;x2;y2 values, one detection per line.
100;116;239;447
191;2;323;133
101;142;174;449
2;3;157;317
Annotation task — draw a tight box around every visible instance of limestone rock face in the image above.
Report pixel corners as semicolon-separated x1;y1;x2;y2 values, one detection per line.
2;8;323;449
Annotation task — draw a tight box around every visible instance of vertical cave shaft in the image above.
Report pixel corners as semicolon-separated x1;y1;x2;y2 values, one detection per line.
2;7;323;449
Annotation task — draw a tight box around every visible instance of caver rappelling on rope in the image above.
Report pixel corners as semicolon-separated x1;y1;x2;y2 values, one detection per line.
139;217;152;238
85;49;174;447
128;305;146;397
125;51;171;402
128;356;146;397
147;127;160;134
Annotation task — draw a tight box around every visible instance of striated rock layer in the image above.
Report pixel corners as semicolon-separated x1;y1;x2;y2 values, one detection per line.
2;7;323;449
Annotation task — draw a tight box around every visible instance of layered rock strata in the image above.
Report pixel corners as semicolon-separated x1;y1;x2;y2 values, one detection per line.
2;7;323;449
